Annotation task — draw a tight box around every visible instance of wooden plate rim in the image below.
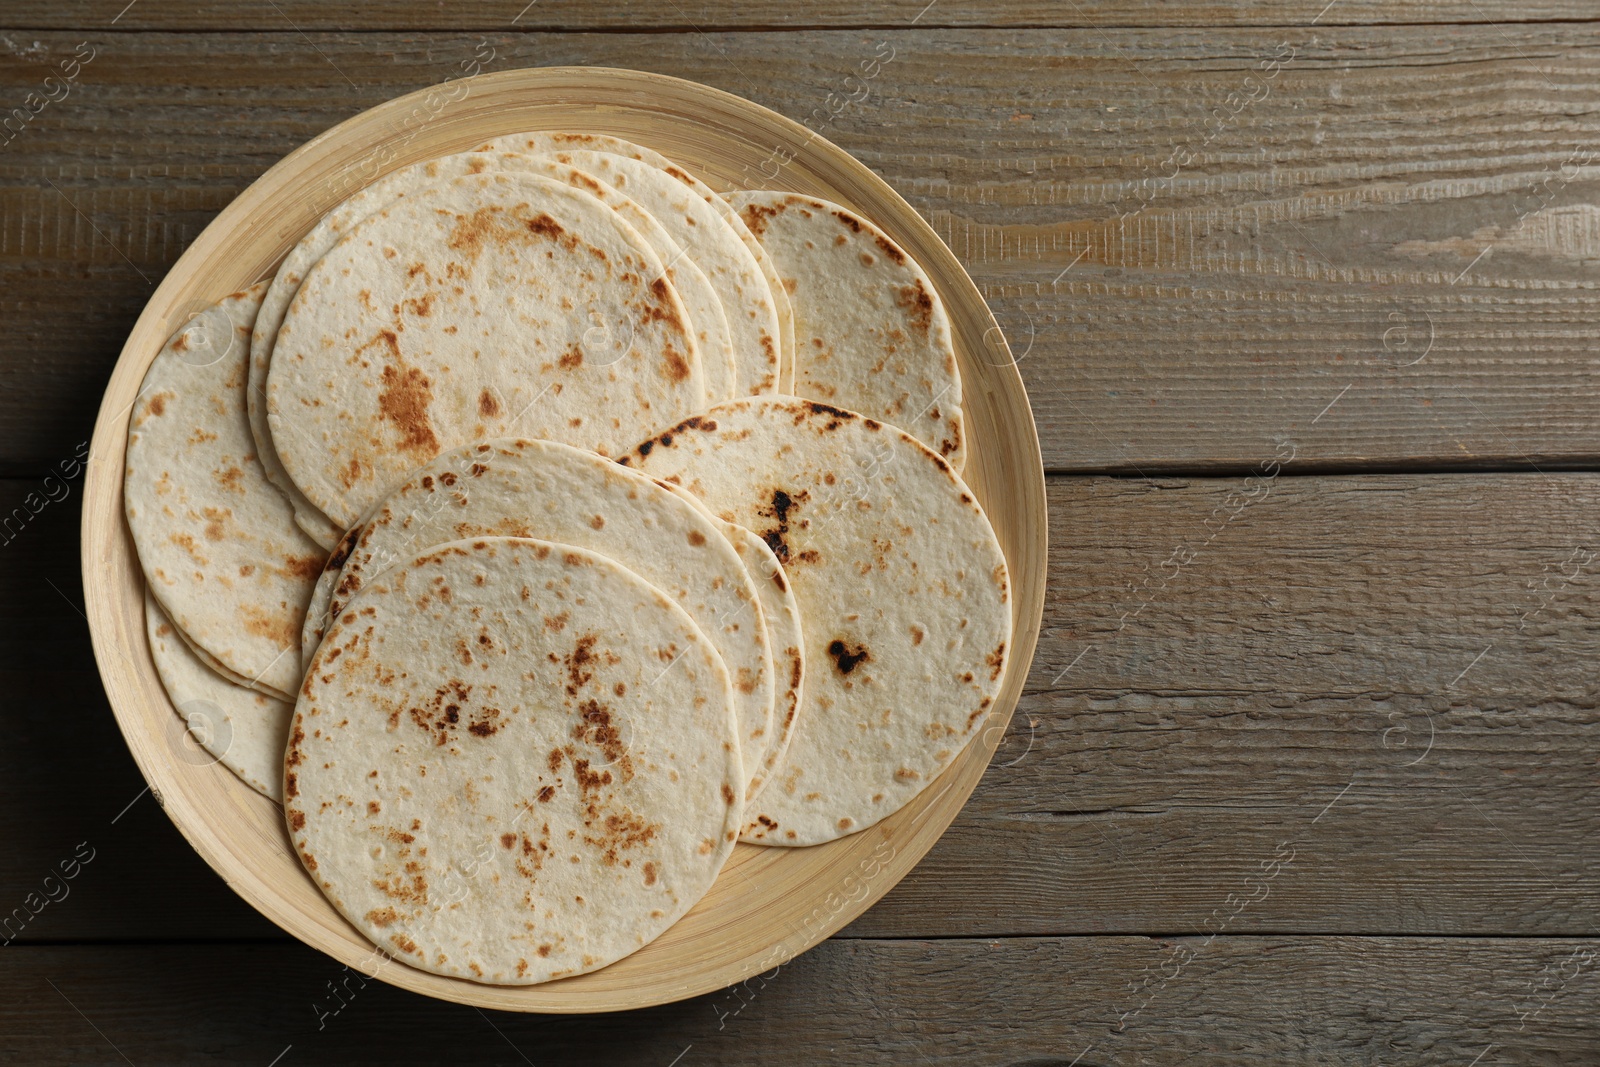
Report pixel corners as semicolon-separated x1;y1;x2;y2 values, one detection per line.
80;66;1047;1013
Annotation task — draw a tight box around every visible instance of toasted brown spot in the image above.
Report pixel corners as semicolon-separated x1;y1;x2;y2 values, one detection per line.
838;817;854;831
478;389;500;418
874;231;907;265
558;344;584;370
721;783;736;805
643;861;658;886
241;604;297;647
526;213;565;241
895;281;934;334
366;907;399;927
987;642;1007;681
538;785;557;802
664;346;690;383
501;833;517;848
377;351;440;457
687;529;705;546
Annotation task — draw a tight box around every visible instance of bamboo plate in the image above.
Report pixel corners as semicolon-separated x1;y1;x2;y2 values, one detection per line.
81;67;1046;1013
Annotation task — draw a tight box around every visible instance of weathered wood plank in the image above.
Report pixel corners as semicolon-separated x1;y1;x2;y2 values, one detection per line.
1;27;1598;473
9;474;1598;942
0;0;1593;30
852;470;1600;937
1;937;1596;1064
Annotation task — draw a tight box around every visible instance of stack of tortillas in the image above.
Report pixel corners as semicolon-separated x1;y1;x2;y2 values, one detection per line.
124;130;1006;986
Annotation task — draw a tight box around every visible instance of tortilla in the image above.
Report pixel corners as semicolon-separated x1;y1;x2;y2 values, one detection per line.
267;170;704;529
525;147;782;396
728;192;966;470
125;282;325;700
300;524;359;675
287;536;741;985
653;478;805;804
311;438;776;798
486;131;795;388
252;153;736;483
146;590;292;801
623;397;1010;845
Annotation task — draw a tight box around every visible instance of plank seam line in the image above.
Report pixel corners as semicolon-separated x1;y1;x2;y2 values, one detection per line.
6;931;1600;947
1;19;1599;33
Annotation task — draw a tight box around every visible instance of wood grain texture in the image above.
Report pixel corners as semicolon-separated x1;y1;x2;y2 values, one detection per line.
3;27;1600;473
74;66;1046;1011
1;0;1595;30
2;938;1597;1064
13;474;1598;942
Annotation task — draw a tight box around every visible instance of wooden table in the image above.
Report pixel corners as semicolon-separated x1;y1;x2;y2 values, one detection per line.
4;2;1598;1062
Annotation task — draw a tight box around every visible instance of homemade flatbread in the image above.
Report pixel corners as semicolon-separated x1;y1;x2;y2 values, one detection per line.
654;478;805;803
486;131;795;387
624;397;1009;844
267;170;704;529
530;148;782;396
728;192;966;469
252;151;735;484
126;282;325;700
146;590;292;801
287;536;741;985
308;439;776;798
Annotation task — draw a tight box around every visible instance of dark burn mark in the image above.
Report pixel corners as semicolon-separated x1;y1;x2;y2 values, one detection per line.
833;210;863;234
410;679;473;745
827;639;870;675
804;400;856;423
537;785;557;802
325;529;358;573
756;488;804;563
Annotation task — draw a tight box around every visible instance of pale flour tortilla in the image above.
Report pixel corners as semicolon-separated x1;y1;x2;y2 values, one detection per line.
485;131;795;388
728;191;966;470
624;397;1010;845
300;524;359;675
312;438;776;798
252;151;736;467
146;590;292;801
526;146;781;396
653;478;805;805
267;170;704;529
125;282;325;700
287;537;741;985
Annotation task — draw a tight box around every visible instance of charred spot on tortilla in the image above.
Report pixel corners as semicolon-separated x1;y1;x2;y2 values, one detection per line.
826;639;870;675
